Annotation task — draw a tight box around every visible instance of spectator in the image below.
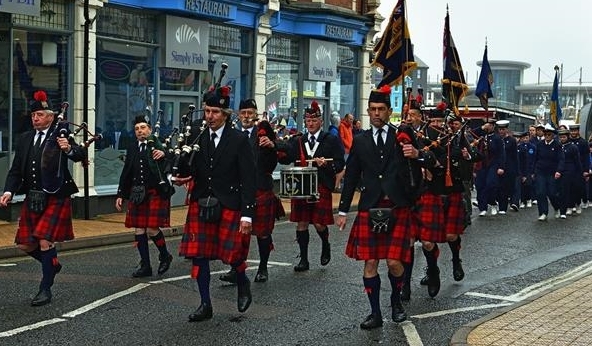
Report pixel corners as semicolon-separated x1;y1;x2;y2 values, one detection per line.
353;118;363;136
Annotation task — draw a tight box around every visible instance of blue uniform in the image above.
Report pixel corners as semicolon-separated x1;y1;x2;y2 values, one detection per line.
498;135;518;211
559;141;583;213
533;138;564;217
516;141;536;205
474;128;505;213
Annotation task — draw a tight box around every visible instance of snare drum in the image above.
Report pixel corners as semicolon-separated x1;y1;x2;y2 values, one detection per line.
279;166;319;199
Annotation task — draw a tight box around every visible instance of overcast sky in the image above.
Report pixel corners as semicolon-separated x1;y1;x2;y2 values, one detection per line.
377;0;592;86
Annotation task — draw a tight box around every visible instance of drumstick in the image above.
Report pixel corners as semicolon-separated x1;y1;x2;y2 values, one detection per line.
296;158;334;163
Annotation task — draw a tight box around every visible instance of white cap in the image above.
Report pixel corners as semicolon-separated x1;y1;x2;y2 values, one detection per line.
495;119;510;128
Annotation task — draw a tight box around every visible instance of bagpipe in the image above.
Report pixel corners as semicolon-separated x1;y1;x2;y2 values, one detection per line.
41;101;100;193
146;109;169;186
170;63;229;177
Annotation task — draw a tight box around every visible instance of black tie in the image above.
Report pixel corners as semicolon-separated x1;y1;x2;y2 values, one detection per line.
210;132;217;151
34;131;44;154
140;143;146;152
243;130;250;138
376;128;385;149
309;135;316;147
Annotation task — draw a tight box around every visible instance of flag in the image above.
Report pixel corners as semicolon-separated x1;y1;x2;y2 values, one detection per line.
372;0;417;87
550;66;562;128
475;45;494;111
441;8;468;114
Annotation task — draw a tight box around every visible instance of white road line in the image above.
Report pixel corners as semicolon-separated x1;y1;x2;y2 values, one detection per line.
411;303;513;319
401;321;424;346
0;318;67;338
0;263;16;267
62;283;150;318
463;292;521;302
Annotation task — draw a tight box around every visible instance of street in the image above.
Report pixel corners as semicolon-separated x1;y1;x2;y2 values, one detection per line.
1;205;592;346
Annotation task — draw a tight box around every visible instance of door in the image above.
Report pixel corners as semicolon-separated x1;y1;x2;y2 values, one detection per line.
159;96;199;207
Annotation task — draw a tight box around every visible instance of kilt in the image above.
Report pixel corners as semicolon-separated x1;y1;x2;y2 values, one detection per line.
178;200;250;264
413;192;446;243
125;189;170;228
289;185;334;225
345;204;414;263
442;192;465;235
15;195;74;245
252;189;277;237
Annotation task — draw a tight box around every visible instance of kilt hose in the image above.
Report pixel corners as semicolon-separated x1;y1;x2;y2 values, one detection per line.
413;192;447;243
345;202;414;263
179;200;250;265
252;189;277;237
15;195;74;245
125;189;171;228
289;185;334;225
442;192;466;235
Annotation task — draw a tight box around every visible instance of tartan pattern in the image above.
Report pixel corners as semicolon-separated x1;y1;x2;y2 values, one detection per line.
252;189;277;237
345;205;414;262
178;201;250;264
125;189;170;228
289;185;334;225
442;192;465;235
15;196;74;245
413;192;447;243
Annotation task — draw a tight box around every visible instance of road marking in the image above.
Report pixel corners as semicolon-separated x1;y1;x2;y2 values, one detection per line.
463;292;521;302
0;263;16;267
411;303;513;319
62;283;150;318
401;321;424;346
0;318;66;338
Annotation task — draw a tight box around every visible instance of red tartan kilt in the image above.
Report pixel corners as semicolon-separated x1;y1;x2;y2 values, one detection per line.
289;185;334;225
15;196;74;245
125;189;170;228
178;201;250;264
345;206;414;263
413;192;446;243
252;189;277;237
443;192;465;235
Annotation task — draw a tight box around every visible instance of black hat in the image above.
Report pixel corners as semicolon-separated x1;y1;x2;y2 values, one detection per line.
368;85;392;108
134;115;150;126
204;85;232;108
304;100;322;118
30;90;50;113
557;128;570;136
428;101;449;119
239;98;257;110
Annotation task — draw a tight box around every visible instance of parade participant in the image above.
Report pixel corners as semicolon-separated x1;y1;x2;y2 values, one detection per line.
173;85;256;321
115;115;174;277
280;101;345;272
336;85;434;329
412;103;473;299
532;124;545;143
219;98;283;284
569;124;589;213
0;90;86;306
533;124;564;221
517;132;536;208
495;120;519;213
473;119;506;216
558;128;582;218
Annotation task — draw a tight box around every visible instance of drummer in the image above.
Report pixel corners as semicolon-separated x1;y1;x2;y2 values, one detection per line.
278;100;345;272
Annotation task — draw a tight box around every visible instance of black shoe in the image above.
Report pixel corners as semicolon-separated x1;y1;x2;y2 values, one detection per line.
419;267;429;285
510;204;519;212
219;268;237;284
320;242;331;266
55;262;62;274
391;294;407;323
132;262;152;278
237;280;252;313
254;269;268;283
452;259;465;281
294;259;310;272
188;303;213;322
360;313;383;330
426;267;441;298
31;289;52;306
157;253;173;275
401;283;411;302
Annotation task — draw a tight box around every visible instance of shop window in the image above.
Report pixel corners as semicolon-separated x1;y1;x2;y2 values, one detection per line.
265;61;299;130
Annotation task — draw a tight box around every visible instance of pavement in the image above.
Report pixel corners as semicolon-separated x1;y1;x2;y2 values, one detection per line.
1;193;591;345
